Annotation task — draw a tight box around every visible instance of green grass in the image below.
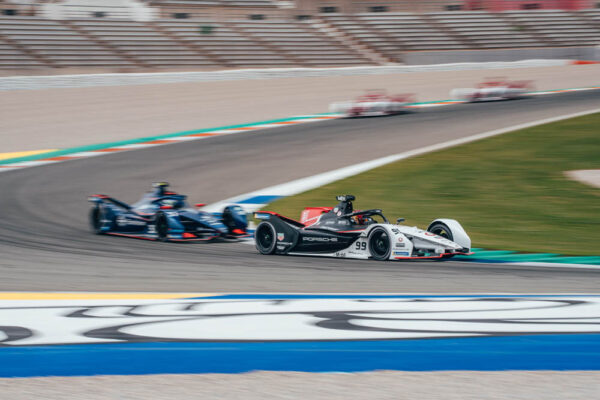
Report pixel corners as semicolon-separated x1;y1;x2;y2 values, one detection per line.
268;113;600;256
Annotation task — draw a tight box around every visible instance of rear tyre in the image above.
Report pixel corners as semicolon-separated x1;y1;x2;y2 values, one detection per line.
368;227;391;261
89;206;104;235
155;212;169;242
427;222;453;241
255;221;277;255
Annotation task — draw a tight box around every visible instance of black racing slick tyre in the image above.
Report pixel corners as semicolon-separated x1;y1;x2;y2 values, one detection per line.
155;212;169;242
255;221;277;255
368;227;391;261
90;206;104;235
427;222;454;241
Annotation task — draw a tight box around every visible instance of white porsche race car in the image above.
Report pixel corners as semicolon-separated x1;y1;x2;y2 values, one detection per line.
451;78;534;102
254;195;472;261
329;91;415;117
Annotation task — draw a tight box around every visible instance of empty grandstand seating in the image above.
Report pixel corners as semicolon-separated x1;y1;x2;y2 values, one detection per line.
1;7;599;73
502;10;600;46
582;8;600;25
355;13;470;51
322;12;469;62
232;19;369;65
71;19;216;67
427;11;543;48
0;16;133;68
0;39;43;70
156;19;293;67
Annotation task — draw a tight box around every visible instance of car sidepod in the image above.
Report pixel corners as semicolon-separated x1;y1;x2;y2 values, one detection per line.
174;210;228;240
220;205;249;235
255;215;301;254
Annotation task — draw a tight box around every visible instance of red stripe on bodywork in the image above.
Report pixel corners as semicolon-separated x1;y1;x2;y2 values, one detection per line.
106;232;156;241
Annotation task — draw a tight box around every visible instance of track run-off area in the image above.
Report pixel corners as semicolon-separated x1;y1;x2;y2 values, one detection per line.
0;89;598;293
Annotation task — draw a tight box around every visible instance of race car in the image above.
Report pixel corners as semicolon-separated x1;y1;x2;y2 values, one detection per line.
329;90;415;117
254;195;472;261
450;78;534;102
88;182;248;242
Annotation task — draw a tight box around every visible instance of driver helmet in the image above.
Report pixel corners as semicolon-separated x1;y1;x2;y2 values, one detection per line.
352;214;374;225
162;199;183;209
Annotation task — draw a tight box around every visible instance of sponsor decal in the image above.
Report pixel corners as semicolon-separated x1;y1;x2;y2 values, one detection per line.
395;243;405;248
116;215;146;227
277;233;285;241
354;241;367;251
397;237;404;242
393;251;410;256
391;228;400;234
303;237;338;242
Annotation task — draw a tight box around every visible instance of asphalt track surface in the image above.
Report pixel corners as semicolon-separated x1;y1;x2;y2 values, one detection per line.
1;90;599;292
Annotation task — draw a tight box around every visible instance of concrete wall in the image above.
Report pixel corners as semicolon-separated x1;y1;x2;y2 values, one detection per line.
403;46;600;65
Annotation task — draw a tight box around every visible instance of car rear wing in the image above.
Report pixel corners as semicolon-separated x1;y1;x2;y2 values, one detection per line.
254;211;305;228
88;194;131;210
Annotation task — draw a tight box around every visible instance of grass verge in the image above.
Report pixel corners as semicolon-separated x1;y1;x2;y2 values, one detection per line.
268;112;600;256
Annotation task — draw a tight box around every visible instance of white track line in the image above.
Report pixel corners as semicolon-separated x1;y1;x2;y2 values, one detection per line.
204;107;600;213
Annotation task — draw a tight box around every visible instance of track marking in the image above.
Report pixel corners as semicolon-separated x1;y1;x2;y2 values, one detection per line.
205;107;600;213
0;87;597;172
0;149;58;161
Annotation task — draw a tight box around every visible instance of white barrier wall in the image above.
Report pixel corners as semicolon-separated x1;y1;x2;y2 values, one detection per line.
403;47;599;65
0;59;570;91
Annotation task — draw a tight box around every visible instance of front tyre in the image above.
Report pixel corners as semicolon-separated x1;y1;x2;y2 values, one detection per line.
155;212;169;242
427;222;453;241
255;221;277;255
89;206;105;235
368;227;391;261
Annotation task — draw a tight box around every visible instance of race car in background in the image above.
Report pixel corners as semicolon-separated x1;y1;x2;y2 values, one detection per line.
329;90;416;117
254;195;472;261
88;182;248;242
450;78;535;102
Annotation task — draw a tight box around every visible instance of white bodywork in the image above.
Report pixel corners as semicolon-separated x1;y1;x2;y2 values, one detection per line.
451;86;529;102
329;100;408;117
288;219;471;261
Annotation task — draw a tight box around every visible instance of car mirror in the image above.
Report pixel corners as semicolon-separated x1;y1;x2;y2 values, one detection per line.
195;203;206;208
396;218;405;223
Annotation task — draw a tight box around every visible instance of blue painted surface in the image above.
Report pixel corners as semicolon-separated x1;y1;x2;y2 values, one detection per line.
237;195;283;204
1;334;599;377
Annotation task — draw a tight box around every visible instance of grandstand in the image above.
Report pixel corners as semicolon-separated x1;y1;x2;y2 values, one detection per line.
0;0;599;73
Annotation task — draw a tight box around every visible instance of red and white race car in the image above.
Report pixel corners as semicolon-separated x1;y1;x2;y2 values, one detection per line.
329;90;415;117
451;78;535;102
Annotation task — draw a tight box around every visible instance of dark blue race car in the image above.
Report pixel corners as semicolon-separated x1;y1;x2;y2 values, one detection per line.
88;182;248;242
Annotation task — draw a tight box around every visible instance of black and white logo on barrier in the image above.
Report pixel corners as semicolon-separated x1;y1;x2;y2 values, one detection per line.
0;297;599;346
